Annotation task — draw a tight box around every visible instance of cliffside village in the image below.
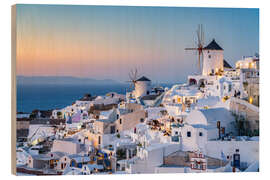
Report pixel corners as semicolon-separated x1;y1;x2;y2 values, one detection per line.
16;39;259;175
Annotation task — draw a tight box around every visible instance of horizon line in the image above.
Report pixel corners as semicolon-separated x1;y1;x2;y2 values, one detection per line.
16;75;183;84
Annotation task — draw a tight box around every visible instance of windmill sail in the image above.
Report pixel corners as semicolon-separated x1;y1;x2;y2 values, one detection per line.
185;24;205;74
127;68;140;90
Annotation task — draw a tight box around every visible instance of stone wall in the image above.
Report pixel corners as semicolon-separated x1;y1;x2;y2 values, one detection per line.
116;110;147;132
164;151;227;168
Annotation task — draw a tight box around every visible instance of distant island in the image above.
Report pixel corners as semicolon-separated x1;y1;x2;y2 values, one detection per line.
17;76;124;85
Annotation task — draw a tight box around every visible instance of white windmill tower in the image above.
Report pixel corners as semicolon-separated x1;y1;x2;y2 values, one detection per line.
127;68;151;99
202;39;224;76
134;76;151;98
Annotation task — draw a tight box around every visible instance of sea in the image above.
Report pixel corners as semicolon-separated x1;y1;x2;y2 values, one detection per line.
17;83;174;113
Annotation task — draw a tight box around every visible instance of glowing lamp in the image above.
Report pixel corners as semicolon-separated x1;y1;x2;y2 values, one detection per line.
249;97;253;104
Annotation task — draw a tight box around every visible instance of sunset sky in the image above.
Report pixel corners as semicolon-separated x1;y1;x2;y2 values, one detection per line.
16;4;259;83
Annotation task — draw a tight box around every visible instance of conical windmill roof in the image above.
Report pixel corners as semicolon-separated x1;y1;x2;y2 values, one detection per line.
204;39;223;50
136;76;151;81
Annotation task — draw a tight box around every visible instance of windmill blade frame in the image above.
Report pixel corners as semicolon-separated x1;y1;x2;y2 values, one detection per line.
129;68;140;82
201;24;204;46
185;48;198;50
196;24;204;73
197;25;201;46
128;68;141;90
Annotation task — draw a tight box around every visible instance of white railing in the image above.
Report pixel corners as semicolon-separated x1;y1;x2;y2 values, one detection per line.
230;97;259;113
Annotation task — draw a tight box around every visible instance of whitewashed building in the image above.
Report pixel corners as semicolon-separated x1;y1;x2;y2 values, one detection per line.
202;39;224;76
133;76;152;98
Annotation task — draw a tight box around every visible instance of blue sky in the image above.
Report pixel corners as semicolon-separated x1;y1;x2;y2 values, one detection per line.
16;5;259;83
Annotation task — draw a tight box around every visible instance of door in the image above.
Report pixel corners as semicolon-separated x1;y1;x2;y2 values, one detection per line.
110;125;115;134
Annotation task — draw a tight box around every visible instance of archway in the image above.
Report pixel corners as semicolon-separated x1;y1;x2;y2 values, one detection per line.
189;78;197;85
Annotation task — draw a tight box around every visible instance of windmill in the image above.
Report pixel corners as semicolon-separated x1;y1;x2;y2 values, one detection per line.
127;68;140;90
185;24;205;74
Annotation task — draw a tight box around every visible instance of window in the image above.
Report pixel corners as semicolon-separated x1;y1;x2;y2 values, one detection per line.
217;121;221;128
117;114;119;119
98;136;101;145
187;131;191;137
229;84;232;92
199;132;203;136
119;119;122;124
208;55;211;58
110;126;115;134
217;85;219;90
78;163;82;168
175;131;178;135
140;118;144;123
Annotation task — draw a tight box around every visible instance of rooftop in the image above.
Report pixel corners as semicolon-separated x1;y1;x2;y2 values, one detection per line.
204;39;223;50
141;94;160;101
136;76;151;82
79;94;97;101
223;59;232;69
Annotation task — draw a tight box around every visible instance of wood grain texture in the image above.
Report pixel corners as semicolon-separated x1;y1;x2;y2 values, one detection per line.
11;4;17;175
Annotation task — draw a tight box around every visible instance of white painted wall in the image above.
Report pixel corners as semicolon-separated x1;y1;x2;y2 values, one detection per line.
134;81;151;98
51;140;81;154
155;166;187;173
130;144;181;173
202;50;224;76
205;141;259;164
